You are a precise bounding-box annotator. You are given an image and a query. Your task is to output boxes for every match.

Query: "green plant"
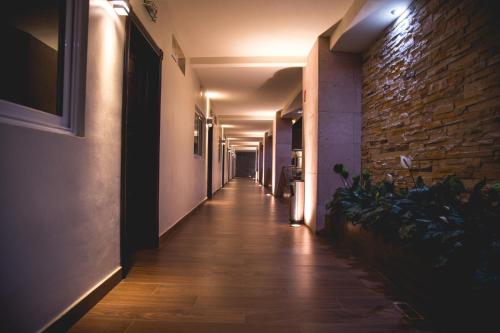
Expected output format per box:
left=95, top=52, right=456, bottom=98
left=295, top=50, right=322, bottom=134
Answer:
left=326, top=165, right=500, bottom=292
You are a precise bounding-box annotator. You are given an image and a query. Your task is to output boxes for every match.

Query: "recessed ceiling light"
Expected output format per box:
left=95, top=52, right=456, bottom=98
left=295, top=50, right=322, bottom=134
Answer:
left=109, top=0, right=130, bottom=16
left=205, top=91, right=226, bottom=99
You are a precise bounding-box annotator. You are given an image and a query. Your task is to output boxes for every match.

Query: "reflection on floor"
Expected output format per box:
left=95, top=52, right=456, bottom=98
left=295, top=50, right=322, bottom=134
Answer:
left=70, top=178, right=431, bottom=333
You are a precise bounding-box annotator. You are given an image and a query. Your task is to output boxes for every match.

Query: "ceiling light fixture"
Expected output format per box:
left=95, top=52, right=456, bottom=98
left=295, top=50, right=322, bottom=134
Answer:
left=205, top=91, right=226, bottom=99
left=109, top=0, right=130, bottom=16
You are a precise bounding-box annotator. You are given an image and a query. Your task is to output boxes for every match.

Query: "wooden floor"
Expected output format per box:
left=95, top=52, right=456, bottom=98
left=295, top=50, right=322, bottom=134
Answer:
left=70, top=178, right=431, bottom=333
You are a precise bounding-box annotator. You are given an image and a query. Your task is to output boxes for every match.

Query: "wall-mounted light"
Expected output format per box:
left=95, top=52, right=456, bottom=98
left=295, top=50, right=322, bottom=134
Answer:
left=390, top=4, right=408, bottom=17
left=207, top=118, right=213, bottom=128
left=109, top=0, right=130, bottom=16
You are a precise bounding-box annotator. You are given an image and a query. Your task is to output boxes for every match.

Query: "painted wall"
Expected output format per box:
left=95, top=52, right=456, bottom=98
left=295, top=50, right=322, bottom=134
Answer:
left=0, top=2, right=124, bottom=331
left=362, top=0, right=500, bottom=188
left=0, top=1, right=220, bottom=330
left=129, top=0, right=210, bottom=235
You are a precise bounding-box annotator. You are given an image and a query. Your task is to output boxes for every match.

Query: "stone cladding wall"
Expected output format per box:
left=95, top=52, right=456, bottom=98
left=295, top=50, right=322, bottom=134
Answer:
left=362, top=0, right=500, bottom=188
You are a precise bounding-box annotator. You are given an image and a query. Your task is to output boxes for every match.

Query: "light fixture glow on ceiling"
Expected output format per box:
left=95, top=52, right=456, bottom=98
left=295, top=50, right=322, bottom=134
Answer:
left=205, top=91, right=226, bottom=99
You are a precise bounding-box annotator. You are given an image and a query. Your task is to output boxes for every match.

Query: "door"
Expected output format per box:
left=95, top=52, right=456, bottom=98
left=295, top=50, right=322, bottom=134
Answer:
left=121, top=14, right=163, bottom=274
left=207, top=124, right=213, bottom=198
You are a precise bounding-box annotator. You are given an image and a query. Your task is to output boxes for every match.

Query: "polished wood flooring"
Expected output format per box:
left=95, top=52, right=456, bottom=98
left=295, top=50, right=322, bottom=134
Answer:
left=70, top=178, right=431, bottom=333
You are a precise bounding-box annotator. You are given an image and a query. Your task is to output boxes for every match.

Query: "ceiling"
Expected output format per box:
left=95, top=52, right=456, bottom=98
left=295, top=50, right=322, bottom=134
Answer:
left=197, top=66, right=302, bottom=116
left=165, top=0, right=353, bottom=58
left=164, top=0, right=354, bottom=150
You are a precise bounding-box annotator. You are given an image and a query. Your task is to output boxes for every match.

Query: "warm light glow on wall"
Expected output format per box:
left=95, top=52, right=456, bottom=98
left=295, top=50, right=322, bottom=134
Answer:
left=236, top=131, right=266, bottom=137
left=303, top=40, right=319, bottom=231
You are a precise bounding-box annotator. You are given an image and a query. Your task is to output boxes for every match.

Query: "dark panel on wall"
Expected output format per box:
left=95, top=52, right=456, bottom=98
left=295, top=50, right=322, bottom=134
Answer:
left=264, top=134, right=273, bottom=186
left=235, top=152, right=256, bottom=178
left=292, top=117, right=303, bottom=150
left=258, top=143, right=263, bottom=184
left=362, top=0, right=500, bottom=188
left=0, top=26, right=58, bottom=114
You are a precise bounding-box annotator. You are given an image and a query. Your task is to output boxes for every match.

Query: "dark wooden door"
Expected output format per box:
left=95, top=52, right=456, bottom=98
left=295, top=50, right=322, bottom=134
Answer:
left=207, top=125, right=213, bottom=198
left=121, top=14, right=162, bottom=274
left=221, top=144, right=225, bottom=188
left=235, top=152, right=256, bottom=178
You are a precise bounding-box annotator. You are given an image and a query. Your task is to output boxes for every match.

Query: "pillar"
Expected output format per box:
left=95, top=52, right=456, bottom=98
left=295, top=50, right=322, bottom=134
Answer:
left=303, top=37, right=361, bottom=232
left=272, top=111, right=292, bottom=195
left=263, top=132, right=273, bottom=187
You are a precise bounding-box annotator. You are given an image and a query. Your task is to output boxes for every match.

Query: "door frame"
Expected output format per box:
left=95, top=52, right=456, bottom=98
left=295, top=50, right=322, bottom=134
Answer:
left=120, top=11, right=163, bottom=274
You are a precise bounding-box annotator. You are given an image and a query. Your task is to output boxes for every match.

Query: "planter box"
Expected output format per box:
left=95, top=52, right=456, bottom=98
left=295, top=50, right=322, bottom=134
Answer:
left=328, top=215, right=490, bottom=327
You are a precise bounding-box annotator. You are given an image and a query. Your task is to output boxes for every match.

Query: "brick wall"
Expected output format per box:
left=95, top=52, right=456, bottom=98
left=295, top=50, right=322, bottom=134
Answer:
left=362, top=0, right=500, bottom=188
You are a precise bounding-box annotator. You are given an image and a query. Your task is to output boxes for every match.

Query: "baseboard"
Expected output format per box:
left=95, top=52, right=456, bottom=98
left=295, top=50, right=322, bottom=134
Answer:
left=159, top=197, right=207, bottom=244
left=41, top=267, right=122, bottom=333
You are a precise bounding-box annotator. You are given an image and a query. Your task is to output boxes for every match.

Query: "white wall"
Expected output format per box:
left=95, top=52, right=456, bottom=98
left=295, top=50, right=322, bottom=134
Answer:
left=129, top=1, right=210, bottom=235
left=0, top=2, right=124, bottom=331
left=0, top=1, right=221, bottom=331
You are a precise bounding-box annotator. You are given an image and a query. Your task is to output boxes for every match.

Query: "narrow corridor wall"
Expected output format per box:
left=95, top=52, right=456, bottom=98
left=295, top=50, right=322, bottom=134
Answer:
left=0, top=1, right=221, bottom=330
left=0, top=2, right=124, bottom=331
left=130, top=0, right=211, bottom=235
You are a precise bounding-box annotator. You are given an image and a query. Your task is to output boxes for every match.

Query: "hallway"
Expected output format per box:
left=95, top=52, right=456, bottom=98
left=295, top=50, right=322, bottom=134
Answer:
left=71, top=178, right=426, bottom=333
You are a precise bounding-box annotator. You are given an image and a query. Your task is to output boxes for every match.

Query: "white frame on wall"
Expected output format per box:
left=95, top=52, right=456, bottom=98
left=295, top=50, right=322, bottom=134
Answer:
left=0, top=0, right=89, bottom=136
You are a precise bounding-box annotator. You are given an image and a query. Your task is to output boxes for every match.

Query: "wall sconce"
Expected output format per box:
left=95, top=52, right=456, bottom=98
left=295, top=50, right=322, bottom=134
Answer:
left=143, top=0, right=158, bottom=22
left=109, top=0, right=130, bottom=16
left=207, top=118, right=213, bottom=128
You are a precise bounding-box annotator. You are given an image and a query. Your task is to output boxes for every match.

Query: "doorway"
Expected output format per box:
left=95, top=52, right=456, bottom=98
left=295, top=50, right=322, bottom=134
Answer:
left=235, top=151, right=256, bottom=178
left=120, top=13, right=163, bottom=274
left=207, top=123, right=213, bottom=198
